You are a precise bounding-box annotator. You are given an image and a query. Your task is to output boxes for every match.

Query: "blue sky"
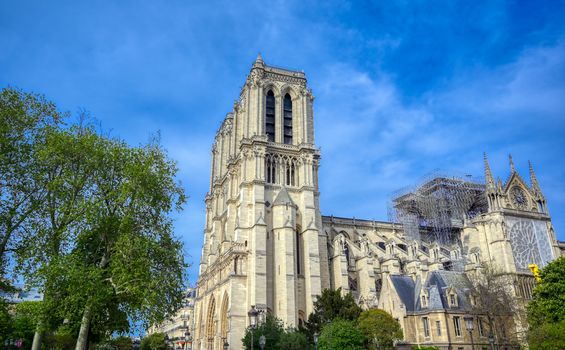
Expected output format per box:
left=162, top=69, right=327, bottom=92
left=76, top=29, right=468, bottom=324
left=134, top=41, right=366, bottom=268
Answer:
left=2, top=0, right=565, bottom=284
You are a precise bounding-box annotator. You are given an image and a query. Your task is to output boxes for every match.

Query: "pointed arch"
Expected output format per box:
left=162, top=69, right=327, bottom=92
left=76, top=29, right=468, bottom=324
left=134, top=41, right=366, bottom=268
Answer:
left=265, top=90, right=276, bottom=142
left=283, top=93, right=293, bottom=144
left=206, top=296, right=216, bottom=345
left=220, top=292, right=230, bottom=340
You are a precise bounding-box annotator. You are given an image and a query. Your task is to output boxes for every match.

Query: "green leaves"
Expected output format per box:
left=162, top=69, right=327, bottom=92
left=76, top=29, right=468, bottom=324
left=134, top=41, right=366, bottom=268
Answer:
left=527, top=257, right=565, bottom=348
left=317, top=319, right=365, bottom=350
left=241, top=315, right=308, bottom=350
left=357, top=309, right=403, bottom=350
left=305, top=288, right=362, bottom=338
left=2, top=86, right=188, bottom=343
left=0, top=87, right=64, bottom=276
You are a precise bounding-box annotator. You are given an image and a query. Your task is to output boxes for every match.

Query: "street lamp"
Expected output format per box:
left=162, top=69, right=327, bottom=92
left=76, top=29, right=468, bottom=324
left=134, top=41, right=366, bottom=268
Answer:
left=488, top=333, right=495, bottom=350
left=464, top=315, right=475, bottom=350
left=313, top=332, right=319, bottom=350
left=259, top=335, right=266, bottom=350
left=248, top=305, right=259, bottom=350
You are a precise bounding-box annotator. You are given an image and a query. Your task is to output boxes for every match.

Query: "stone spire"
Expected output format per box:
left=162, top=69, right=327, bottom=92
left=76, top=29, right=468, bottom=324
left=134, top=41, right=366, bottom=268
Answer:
left=509, top=154, right=516, bottom=173
left=529, top=160, right=542, bottom=195
left=253, top=53, right=265, bottom=68
left=484, top=152, right=495, bottom=189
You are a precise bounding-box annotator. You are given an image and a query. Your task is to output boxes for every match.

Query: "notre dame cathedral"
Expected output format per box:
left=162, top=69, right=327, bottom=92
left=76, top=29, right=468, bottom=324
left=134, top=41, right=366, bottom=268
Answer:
left=191, top=56, right=563, bottom=350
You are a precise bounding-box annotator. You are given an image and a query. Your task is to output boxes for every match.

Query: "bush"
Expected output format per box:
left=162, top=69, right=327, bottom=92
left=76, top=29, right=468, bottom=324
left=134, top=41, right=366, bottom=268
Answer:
left=112, top=336, right=133, bottom=350
left=357, top=309, right=403, bottom=350
left=278, top=330, right=309, bottom=350
left=318, top=319, right=365, bottom=350
left=140, top=333, right=166, bottom=350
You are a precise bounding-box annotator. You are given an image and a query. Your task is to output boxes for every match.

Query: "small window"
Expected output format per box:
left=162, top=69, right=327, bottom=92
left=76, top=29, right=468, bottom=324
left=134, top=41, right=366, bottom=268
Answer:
left=436, top=321, right=441, bottom=336
left=450, top=294, right=457, bottom=307
left=478, top=318, right=485, bottom=337
left=453, top=316, right=462, bottom=337
left=422, top=317, right=430, bottom=337
left=421, top=295, right=427, bottom=308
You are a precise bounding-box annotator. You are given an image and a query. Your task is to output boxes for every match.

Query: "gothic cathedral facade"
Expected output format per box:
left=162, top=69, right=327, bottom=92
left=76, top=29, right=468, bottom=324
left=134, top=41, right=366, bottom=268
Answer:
left=192, top=56, right=562, bottom=350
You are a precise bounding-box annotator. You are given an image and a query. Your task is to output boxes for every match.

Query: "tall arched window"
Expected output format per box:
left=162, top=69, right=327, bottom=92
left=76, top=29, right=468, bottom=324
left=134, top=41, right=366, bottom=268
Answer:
left=283, top=93, right=293, bottom=144
left=265, top=91, right=275, bottom=142
left=296, top=230, right=301, bottom=275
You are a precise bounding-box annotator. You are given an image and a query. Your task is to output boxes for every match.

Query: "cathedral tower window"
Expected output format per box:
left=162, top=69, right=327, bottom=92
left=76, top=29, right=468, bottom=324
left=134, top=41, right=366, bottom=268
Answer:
left=296, top=230, right=302, bottom=275
left=266, top=156, right=277, bottom=184
left=283, top=93, right=293, bottom=144
left=266, top=90, right=276, bottom=142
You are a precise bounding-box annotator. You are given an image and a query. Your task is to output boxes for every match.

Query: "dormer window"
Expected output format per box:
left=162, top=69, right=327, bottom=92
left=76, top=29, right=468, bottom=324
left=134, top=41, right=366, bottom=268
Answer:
left=420, top=288, right=429, bottom=309
left=446, top=288, right=459, bottom=308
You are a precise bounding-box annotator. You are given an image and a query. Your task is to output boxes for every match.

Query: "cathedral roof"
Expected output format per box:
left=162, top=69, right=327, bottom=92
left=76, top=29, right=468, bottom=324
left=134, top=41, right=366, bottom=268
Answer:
left=390, top=275, right=416, bottom=311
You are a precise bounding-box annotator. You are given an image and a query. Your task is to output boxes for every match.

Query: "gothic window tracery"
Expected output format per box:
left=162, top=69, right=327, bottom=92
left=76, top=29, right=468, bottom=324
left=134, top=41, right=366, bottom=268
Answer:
left=265, top=90, right=275, bottom=142
left=206, top=297, right=216, bottom=344
left=265, top=154, right=298, bottom=186
left=283, top=93, right=293, bottom=144
left=220, top=294, right=229, bottom=341
left=507, top=218, right=553, bottom=270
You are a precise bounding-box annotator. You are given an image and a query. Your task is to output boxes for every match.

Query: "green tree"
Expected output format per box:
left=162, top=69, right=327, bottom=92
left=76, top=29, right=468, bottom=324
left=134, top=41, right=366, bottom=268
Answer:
left=317, top=319, right=365, bottom=350
left=278, top=329, right=309, bottom=350
left=305, top=288, right=362, bottom=339
left=58, top=132, right=186, bottom=350
left=0, top=87, right=63, bottom=278
left=527, top=319, right=565, bottom=350
left=527, top=257, right=565, bottom=349
left=242, top=315, right=286, bottom=350
left=357, top=309, right=403, bottom=349
left=140, top=333, right=166, bottom=350
left=17, top=124, right=118, bottom=350
left=111, top=336, right=133, bottom=350
left=527, top=256, right=565, bottom=325
left=16, top=123, right=187, bottom=348
left=0, top=298, right=12, bottom=344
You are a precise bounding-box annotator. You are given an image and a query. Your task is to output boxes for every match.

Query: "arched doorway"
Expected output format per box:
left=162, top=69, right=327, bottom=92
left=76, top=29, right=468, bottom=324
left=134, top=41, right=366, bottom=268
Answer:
left=220, top=293, right=229, bottom=344
left=206, top=297, right=216, bottom=350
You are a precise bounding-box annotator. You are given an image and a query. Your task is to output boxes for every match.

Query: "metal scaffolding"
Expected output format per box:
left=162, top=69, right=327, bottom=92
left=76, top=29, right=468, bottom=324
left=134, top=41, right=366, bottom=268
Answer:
left=388, top=172, right=488, bottom=245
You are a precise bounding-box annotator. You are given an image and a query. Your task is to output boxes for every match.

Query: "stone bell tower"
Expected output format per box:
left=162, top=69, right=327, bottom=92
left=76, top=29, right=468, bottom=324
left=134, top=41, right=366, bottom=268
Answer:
left=193, top=55, right=330, bottom=350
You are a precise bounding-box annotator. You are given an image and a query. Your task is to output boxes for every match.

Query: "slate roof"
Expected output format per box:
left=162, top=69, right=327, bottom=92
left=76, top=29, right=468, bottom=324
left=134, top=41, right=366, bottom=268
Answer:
left=389, top=270, right=474, bottom=314
left=390, top=275, right=416, bottom=311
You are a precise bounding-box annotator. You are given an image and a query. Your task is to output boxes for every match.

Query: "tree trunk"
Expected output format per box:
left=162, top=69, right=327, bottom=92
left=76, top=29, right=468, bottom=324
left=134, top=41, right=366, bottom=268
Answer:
left=31, top=328, right=43, bottom=350
left=75, top=305, right=92, bottom=350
